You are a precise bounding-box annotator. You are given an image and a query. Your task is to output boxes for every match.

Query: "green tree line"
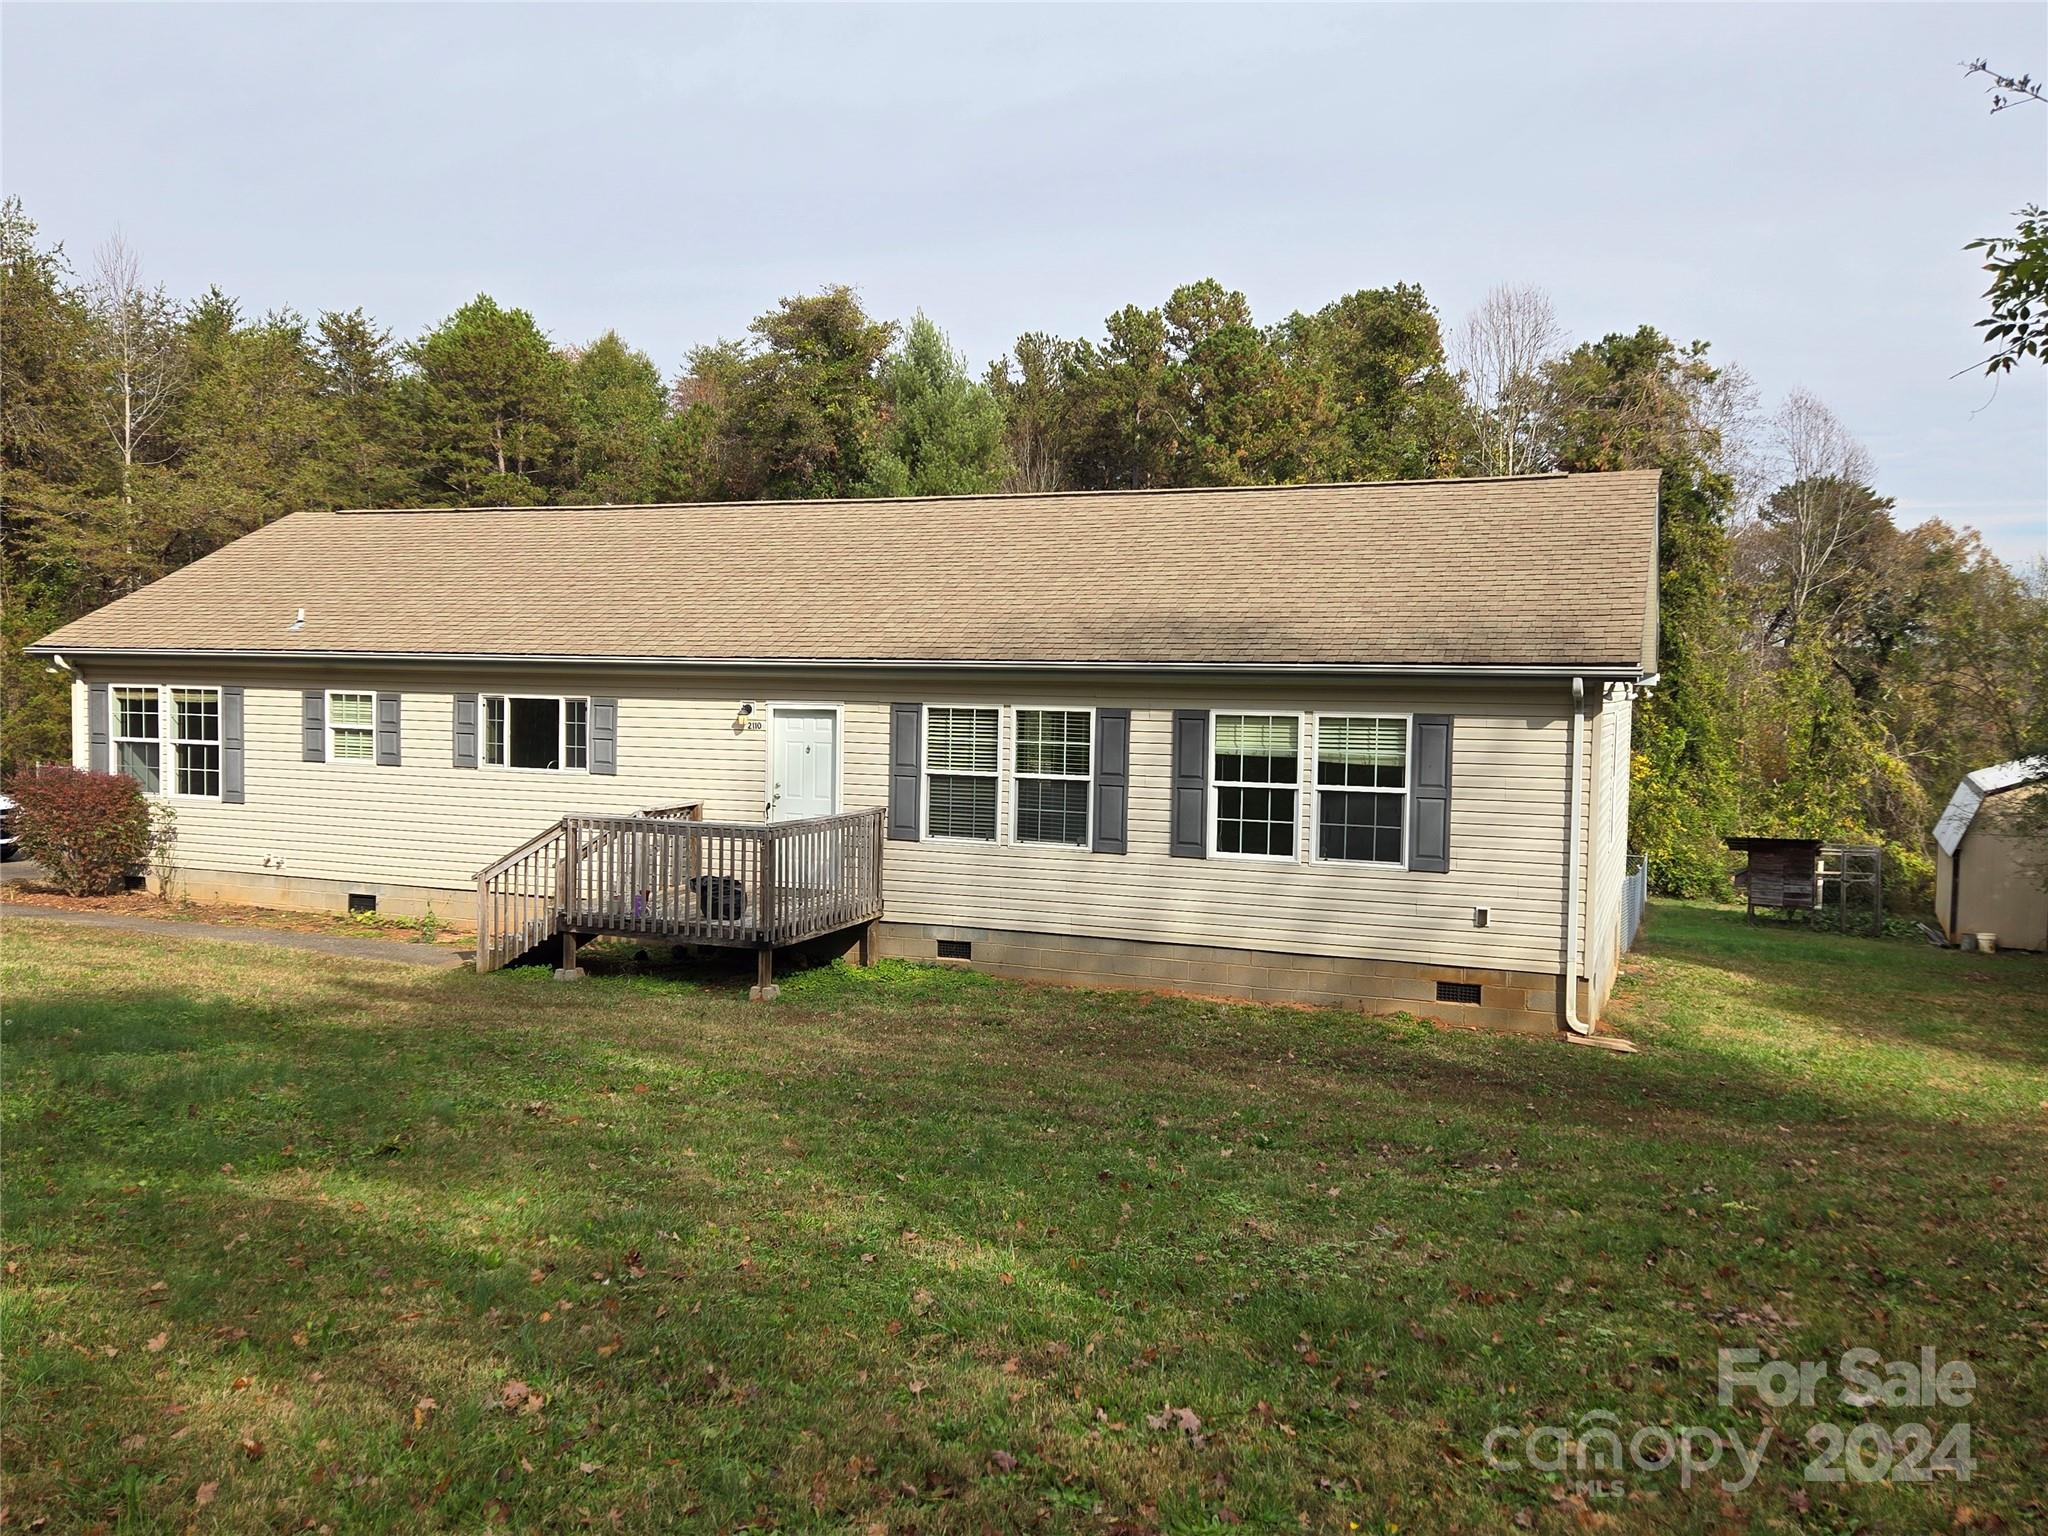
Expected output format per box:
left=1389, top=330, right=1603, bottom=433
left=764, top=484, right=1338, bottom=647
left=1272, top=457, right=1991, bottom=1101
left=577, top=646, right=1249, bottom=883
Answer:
left=4, top=199, right=2042, bottom=903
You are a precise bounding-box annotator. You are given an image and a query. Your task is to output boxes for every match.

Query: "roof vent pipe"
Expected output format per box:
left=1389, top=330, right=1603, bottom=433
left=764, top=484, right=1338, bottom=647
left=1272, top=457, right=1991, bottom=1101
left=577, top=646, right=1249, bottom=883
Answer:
left=1561, top=676, right=1593, bottom=1036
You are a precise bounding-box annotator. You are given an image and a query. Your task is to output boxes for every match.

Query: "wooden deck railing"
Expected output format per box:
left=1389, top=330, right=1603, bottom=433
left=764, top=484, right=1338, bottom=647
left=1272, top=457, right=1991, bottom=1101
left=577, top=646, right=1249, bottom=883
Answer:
left=476, top=806, right=885, bottom=974
left=476, top=822, right=571, bottom=973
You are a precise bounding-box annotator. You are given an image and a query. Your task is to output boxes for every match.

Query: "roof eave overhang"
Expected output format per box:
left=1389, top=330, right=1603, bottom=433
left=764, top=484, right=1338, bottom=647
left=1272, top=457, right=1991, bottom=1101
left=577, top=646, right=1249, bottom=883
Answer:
left=23, top=644, right=1646, bottom=681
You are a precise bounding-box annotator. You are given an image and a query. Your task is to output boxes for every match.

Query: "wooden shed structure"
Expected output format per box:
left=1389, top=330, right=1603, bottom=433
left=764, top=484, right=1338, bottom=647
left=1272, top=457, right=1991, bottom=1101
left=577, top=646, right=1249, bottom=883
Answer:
left=1933, top=759, right=2048, bottom=951
left=1726, top=836, right=1820, bottom=917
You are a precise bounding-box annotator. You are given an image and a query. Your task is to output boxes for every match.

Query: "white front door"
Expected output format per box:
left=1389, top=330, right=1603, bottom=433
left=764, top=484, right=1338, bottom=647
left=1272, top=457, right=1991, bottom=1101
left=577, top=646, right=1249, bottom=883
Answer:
left=768, top=708, right=839, bottom=822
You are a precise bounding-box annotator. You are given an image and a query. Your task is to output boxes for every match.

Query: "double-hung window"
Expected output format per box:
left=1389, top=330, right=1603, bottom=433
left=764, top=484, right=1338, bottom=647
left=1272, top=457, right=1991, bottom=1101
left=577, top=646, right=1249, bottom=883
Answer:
left=924, top=706, right=999, bottom=841
left=110, top=684, right=222, bottom=798
left=482, top=694, right=588, bottom=771
left=327, top=692, right=376, bottom=762
left=1315, top=715, right=1408, bottom=865
left=171, top=688, right=222, bottom=797
left=112, top=685, right=162, bottom=793
left=1012, top=708, right=1091, bottom=847
left=1212, top=713, right=1300, bottom=858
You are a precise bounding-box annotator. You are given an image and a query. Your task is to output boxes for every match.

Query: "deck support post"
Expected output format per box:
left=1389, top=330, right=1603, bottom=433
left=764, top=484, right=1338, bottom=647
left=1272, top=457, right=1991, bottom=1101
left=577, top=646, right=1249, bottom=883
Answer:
left=750, top=945, right=779, bottom=1002
left=555, top=929, right=584, bottom=982
left=857, top=921, right=876, bottom=967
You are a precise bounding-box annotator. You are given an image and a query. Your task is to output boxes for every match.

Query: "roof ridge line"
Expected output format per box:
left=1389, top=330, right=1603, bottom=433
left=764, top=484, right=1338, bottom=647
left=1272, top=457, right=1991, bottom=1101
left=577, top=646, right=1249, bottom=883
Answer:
left=331, top=470, right=1610, bottom=516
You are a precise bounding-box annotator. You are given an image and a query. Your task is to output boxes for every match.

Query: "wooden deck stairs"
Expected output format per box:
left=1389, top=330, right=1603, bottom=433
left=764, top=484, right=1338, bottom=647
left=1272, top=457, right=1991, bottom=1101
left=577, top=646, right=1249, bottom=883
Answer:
left=476, top=804, right=885, bottom=995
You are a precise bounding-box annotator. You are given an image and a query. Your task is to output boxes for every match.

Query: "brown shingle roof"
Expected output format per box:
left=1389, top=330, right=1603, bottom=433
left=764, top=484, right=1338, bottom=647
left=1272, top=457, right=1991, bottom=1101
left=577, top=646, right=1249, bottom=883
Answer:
left=31, top=472, right=1661, bottom=672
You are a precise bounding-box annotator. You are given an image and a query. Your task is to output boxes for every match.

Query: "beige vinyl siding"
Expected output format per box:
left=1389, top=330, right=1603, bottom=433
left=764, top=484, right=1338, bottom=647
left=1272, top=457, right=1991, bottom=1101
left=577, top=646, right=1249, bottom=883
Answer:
left=1946, top=785, right=2048, bottom=950
left=74, top=663, right=1595, bottom=976
left=76, top=666, right=766, bottom=894
left=870, top=695, right=1574, bottom=973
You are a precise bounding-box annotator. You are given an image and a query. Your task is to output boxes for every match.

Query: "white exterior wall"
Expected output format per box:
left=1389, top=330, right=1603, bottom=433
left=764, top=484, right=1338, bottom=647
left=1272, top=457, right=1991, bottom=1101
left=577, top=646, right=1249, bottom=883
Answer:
left=72, top=662, right=1624, bottom=987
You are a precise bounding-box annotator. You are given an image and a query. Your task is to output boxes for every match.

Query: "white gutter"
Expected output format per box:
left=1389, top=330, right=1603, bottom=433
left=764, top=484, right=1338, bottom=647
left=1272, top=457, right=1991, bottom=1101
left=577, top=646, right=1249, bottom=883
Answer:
left=1561, top=675, right=1593, bottom=1036
left=19, top=645, right=1647, bottom=681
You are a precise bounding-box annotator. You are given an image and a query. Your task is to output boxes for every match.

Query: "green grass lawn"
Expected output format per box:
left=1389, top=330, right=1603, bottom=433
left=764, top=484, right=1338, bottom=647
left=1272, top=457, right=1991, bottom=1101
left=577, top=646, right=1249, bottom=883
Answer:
left=3, top=903, right=2044, bottom=1534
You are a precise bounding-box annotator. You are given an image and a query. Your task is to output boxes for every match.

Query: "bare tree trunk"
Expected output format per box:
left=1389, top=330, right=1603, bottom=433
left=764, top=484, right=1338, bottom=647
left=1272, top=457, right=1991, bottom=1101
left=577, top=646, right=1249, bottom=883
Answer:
left=1003, top=430, right=1060, bottom=494
left=1453, top=284, right=1564, bottom=476
left=86, top=234, right=183, bottom=547
left=1761, top=389, right=1875, bottom=639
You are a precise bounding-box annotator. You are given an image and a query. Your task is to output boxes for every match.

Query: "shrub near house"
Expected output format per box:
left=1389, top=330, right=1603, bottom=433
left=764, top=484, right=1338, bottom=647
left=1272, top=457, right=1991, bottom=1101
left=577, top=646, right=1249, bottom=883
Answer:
left=4, top=766, right=152, bottom=894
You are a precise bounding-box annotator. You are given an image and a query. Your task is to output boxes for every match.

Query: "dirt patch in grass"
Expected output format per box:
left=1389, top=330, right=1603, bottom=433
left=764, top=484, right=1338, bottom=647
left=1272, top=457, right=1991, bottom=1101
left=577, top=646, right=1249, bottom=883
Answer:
left=0, top=880, right=470, bottom=946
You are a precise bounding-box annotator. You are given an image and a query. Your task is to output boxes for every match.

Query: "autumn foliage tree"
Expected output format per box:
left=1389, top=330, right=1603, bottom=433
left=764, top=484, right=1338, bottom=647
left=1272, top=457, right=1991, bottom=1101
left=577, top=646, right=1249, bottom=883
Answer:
left=1533, top=327, right=1746, bottom=896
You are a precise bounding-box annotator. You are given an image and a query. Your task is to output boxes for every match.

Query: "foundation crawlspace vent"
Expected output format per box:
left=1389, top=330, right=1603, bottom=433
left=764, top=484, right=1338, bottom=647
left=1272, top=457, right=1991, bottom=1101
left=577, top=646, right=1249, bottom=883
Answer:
left=936, top=938, right=973, bottom=960
left=1435, top=980, right=1483, bottom=1005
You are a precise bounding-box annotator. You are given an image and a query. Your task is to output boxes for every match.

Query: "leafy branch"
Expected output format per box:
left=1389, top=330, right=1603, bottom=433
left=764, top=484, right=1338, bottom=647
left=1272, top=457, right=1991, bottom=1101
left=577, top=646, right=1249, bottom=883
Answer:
left=1962, top=206, right=2048, bottom=375
left=1958, top=61, right=2046, bottom=373
left=1962, top=58, right=2045, bottom=112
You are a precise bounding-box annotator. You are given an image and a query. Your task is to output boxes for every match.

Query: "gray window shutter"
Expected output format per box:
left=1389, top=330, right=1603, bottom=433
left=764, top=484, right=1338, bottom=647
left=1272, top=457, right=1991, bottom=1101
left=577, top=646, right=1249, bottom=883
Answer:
left=888, top=703, right=921, bottom=841
left=452, top=693, right=479, bottom=768
left=1092, top=708, right=1129, bottom=854
left=1410, top=714, right=1453, bottom=873
left=221, top=686, right=246, bottom=803
left=302, top=690, right=326, bottom=762
left=590, top=698, right=618, bottom=775
left=375, top=692, right=402, bottom=767
left=1170, top=709, right=1208, bottom=858
left=88, top=683, right=110, bottom=772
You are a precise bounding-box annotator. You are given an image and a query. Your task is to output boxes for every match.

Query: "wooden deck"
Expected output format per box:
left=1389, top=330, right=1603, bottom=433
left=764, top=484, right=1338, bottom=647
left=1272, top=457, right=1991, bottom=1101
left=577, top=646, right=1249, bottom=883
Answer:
left=476, top=805, right=885, bottom=986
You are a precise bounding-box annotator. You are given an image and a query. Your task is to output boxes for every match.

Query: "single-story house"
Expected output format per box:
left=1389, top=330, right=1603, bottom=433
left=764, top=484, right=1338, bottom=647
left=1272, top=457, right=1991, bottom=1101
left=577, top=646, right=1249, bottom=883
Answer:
left=1933, top=757, right=2048, bottom=951
left=26, top=470, right=1659, bottom=1033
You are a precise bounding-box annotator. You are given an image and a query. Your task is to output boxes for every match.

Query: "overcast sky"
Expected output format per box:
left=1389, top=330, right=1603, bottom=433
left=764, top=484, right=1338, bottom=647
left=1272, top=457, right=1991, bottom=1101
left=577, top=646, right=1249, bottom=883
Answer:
left=4, top=2, right=2043, bottom=562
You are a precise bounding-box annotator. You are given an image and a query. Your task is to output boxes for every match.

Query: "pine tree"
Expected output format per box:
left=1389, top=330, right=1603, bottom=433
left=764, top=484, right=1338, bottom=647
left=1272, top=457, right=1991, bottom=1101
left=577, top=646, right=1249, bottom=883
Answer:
left=315, top=308, right=410, bottom=507
left=564, top=331, right=666, bottom=504
left=1275, top=283, right=1469, bottom=482
left=402, top=295, right=569, bottom=505
left=863, top=314, right=1008, bottom=497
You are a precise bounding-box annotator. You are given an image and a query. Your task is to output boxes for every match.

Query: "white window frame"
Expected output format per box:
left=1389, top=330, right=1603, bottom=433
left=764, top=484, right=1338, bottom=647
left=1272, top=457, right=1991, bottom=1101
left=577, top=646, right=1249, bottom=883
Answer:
left=479, top=692, right=590, bottom=774
left=108, top=682, right=224, bottom=803
left=1008, top=704, right=1094, bottom=850
left=1208, top=708, right=1306, bottom=863
left=325, top=689, right=378, bottom=767
left=921, top=703, right=1002, bottom=845
left=1309, top=711, right=1413, bottom=871
left=109, top=682, right=165, bottom=797
left=167, top=685, right=225, bottom=801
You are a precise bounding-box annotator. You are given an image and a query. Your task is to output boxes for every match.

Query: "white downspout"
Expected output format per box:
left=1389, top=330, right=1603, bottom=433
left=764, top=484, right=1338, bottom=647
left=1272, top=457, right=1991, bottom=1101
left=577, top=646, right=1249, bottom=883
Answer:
left=1561, top=676, right=1593, bottom=1036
